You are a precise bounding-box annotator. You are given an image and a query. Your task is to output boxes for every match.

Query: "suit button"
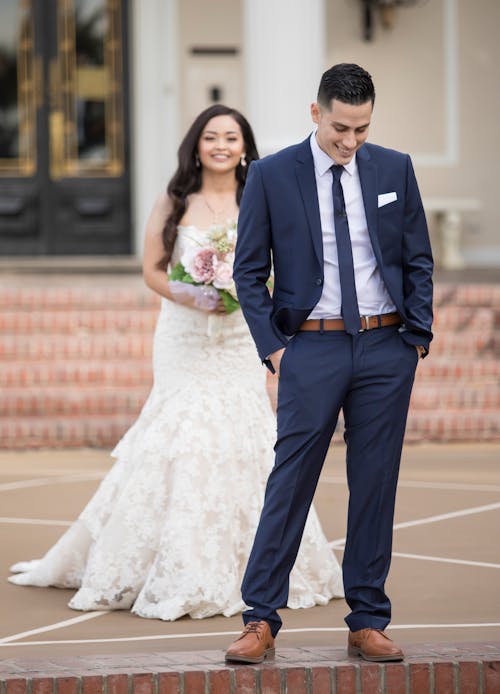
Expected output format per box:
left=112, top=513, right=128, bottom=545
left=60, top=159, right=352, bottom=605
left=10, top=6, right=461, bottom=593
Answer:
left=315, top=278, right=323, bottom=285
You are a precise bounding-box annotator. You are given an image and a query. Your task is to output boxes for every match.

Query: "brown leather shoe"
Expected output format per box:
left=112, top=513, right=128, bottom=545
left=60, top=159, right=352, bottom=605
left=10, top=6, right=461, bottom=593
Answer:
left=225, top=621, right=275, bottom=663
left=348, top=628, right=404, bottom=662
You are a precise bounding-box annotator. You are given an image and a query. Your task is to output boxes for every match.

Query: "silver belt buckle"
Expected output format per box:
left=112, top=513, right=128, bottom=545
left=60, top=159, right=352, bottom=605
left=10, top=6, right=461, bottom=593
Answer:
left=359, top=315, right=370, bottom=332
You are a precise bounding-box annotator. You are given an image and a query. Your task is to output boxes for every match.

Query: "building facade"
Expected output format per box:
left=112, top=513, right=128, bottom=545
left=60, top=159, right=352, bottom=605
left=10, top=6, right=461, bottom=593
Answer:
left=1, top=0, right=499, bottom=267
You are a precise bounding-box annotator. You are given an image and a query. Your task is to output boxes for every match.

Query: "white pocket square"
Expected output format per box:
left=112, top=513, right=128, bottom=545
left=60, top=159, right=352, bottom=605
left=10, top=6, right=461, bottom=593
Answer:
left=378, top=192, right=397, bottom=208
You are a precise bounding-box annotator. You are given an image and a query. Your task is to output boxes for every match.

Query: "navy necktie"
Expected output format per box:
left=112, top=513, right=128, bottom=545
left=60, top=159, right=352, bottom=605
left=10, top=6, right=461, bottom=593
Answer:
left=330, top=165, right=360, bottom=334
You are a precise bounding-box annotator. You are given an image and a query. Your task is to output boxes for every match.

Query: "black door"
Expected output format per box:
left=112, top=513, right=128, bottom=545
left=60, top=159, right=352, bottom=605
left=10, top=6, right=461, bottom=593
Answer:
left=0, top=0, right=130, bottom=255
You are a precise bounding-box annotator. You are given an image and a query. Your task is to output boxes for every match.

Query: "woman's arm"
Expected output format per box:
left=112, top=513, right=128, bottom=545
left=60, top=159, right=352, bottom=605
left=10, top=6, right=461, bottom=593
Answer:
left=142, top=192, right=224, bottom=312
left=142, top=192, right=177, bottom=301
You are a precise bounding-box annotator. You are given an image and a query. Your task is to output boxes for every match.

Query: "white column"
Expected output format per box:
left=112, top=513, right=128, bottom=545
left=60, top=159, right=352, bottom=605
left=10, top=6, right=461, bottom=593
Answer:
left=131, top=0, right=180, bottom=257
left=439, top=210, right=466, bottom=270
left=243, top=0, right=325, bottom=156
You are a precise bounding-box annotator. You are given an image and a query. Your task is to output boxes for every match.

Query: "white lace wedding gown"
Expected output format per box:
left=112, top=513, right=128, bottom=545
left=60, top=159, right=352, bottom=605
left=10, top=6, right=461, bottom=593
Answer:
left=9, top=225, right=344, bottom=620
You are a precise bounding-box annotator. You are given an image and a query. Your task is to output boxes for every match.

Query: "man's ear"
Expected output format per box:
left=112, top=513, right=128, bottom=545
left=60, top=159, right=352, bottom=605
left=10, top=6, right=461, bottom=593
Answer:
left=310, top=102, right=320, bottom=125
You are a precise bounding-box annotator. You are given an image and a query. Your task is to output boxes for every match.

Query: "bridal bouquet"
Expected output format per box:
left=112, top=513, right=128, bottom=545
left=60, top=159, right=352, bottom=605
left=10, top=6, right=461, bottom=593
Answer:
left=169, top=223, right=240, bottom=314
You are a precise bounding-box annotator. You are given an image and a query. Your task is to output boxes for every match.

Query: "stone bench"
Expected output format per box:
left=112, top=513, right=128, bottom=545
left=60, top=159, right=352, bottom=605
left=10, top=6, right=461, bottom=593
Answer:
left=423, top=197, right=482, bottom=270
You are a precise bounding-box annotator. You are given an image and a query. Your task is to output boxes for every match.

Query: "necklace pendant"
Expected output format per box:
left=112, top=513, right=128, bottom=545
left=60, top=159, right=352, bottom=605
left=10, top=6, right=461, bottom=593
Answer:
left=202, top=194, right=236, bottom=226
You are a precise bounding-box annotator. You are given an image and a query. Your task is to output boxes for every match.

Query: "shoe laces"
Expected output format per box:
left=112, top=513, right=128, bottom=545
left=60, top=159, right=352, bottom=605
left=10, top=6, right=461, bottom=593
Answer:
left=240, top=621, right=265, bottom=639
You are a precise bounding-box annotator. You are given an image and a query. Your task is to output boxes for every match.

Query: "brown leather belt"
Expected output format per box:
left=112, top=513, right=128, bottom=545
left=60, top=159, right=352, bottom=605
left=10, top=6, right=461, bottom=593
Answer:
left=299, top=312, right=401, bottom=332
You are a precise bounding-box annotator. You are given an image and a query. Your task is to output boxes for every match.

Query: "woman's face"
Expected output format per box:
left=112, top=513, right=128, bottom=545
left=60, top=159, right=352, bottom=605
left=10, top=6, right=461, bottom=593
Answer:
left=197, top=115, right=245, bottom=174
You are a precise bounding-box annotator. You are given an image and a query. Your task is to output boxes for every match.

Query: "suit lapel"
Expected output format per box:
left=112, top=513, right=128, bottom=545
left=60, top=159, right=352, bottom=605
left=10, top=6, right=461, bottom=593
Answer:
left=295, top=138, right=323, bottom=267
left=294, top=141, right=384, bottom=271
left=357, top=145, right=384, bottom=268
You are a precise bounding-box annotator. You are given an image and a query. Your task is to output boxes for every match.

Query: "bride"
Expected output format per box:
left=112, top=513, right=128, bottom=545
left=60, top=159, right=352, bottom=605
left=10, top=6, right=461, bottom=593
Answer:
left=9, top=104, right=344, bottom=620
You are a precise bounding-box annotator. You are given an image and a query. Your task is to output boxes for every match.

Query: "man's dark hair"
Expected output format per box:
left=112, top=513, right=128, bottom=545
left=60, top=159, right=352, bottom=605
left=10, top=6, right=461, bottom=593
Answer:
left=317, top=63, right=375, bottom=109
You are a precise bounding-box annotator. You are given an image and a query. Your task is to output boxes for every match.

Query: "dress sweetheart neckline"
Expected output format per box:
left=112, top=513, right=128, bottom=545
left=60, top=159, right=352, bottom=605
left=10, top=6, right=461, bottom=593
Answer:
left=177, top=223, right=237, bottom=233
left=177, top=224, right=210, bottom=233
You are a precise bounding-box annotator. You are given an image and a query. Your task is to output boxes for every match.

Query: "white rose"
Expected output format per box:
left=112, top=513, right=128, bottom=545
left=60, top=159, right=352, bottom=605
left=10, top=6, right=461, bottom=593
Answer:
left=212, top=260, right=233, bottom=289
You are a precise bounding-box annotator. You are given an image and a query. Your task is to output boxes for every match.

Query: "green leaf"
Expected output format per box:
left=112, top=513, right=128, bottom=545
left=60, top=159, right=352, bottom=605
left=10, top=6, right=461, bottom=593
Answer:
left=169, top=262, right=196, bottom=284
left=219, top=290, right=240, bottom=314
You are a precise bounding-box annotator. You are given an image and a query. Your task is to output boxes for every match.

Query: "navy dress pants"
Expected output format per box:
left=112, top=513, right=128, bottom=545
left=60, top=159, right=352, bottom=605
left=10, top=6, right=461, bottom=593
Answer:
left=241, top=325, right=418, bottom=637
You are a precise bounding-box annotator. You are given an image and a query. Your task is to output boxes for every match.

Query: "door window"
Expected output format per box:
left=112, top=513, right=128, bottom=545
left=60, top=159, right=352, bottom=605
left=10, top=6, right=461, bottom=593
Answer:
left=0, top=0, right=130, bottom=255
left=0, top=0, right=37, bottom=176
left=51, top=0, right=124, bottom=178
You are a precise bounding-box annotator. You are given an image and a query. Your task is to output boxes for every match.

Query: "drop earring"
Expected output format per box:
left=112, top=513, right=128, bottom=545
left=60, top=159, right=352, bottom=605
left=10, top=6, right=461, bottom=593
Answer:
left=240, top=154, right=247, bottom=168
left=195, top=153, right=201, bottom=168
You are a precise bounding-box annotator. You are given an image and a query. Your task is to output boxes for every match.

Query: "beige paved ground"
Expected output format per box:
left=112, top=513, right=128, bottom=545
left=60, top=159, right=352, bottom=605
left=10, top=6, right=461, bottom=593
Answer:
left=0, top=443, right=499, bottom=659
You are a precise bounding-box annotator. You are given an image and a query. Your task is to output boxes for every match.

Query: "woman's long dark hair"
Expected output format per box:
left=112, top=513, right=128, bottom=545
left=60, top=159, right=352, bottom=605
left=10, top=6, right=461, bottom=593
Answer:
left=159, top=104, right=259, bottom=269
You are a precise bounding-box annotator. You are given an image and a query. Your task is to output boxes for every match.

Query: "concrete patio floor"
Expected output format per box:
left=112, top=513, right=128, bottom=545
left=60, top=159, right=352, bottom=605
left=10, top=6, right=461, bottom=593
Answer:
left=0, top=442, right=498, bottom=663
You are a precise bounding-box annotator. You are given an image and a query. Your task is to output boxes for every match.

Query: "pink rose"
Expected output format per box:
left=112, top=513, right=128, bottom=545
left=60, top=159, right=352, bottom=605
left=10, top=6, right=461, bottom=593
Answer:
left=189, top=248, right=216, bottom=283
left=212, top=260, right=233, bottom=289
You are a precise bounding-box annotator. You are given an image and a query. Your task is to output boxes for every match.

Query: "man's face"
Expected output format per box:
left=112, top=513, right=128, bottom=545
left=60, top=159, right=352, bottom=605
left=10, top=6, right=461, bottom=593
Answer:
left=311, top=98, right=373, bottom=165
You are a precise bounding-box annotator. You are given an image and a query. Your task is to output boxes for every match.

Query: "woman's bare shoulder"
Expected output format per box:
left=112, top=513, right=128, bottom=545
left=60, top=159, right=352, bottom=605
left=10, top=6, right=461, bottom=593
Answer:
left=145, top=191, right=173, bottom=239
left=154, top=190, right=172, bottom=213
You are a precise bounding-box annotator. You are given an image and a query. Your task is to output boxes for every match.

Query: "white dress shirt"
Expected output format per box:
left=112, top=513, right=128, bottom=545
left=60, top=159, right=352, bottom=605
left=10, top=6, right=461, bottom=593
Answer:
left=308, top=132, right=396, bottom=320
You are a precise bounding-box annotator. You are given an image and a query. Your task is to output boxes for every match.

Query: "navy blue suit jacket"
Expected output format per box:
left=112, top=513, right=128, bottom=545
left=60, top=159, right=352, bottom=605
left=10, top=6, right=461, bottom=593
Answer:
left=234, top=137, right=434, bottom=369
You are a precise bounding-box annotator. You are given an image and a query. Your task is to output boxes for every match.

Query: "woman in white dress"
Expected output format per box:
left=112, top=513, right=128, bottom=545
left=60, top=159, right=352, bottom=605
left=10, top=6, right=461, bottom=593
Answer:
left=9, top=105, right=343, bottom=620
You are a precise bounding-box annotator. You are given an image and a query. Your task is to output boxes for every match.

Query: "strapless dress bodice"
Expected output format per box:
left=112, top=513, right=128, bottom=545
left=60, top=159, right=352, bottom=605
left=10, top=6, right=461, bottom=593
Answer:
left=170, top=223, right=237, bottom=269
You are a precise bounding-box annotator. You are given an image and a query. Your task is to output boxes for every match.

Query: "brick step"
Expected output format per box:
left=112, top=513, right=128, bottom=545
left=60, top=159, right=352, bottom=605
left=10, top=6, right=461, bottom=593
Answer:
left=434, top=283, right=500, bottom=309
left=0, top=414, right=134, bottom=449
left=0, top=334, right=153, bottom=360
left=1, top=645, right=499, bottom=694
left=0, top=360, right=154, bottom=387
left=0, top=309, right=159, bottom=333
left=0, top=282, right=499, bottom=311
left=2, top=330, right=497, bottom=360
left=0, top=386, right=149, bottom=416
left=1, top=409, right=498, bottom=449
left=0, top=287, right=160, bottom=310
left=0, top=357, right=498, bottom=389
left=3, top=382, right=495, bottom=417
left=0, top=305, right=495, bottom=334
left=415, top=356, right=500, bottom=380
left=410, top=382, right=500, bottom=408
left=432, top=305, right=495, bottom=330
left=407, top=409, right=500, bottom=441
left=266, top=381, right=500, bottom=422
left=430, top=330, right=498, bottom=355
left=491, top=333, right=500, bottom=353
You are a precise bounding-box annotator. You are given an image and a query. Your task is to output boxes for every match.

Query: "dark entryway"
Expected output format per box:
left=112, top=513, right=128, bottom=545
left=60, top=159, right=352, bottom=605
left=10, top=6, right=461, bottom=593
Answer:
left=0, top=0, right=130, bottom=255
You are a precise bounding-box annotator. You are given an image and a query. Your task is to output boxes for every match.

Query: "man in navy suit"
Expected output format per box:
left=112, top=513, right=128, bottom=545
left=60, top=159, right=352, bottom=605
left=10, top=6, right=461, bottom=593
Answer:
left=226, top=63, right=433, bottom=663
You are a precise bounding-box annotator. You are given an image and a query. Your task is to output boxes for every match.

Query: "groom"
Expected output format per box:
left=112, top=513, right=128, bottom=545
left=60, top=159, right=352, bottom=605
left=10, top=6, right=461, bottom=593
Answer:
left=226, top=63, right=433, bottom=663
